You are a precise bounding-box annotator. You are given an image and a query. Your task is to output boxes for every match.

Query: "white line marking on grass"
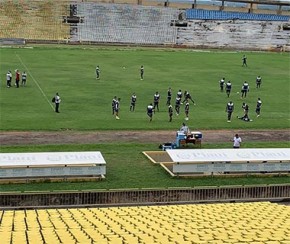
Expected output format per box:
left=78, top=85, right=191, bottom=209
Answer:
left=16, top=53, right=54, bottom=111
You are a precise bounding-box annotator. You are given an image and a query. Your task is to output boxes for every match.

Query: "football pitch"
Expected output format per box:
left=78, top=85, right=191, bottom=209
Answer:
left=0, top=45, right=290, bottom=131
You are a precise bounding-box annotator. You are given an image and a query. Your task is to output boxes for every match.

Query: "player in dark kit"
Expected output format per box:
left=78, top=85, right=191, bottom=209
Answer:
left=130, top=93, right=137, bottom=112
left=175, top=96, right=181, bottom=116
left=153, top=91, right=160, bottom=112
left=140, top=65, right=144, bottom=80
left=112, top=96, right=117, bottom=115
left=166, top=87, right=172, bottom=105
left=96, top=66, right=100, bottom=79
left=241, top=102, right=249, bottom=118
left=241, top=81, right=249, bottom=98
left=256, top=76, right=262, bottom=88
left=147, top=103, right=154, bottom=122
left=242, top=55, right=247, bottom=67
left=185, top=100, right=190, bottom=120
left=177, top=89, right=182, bottom=100
left=168, top=104, right=173, bottom=122
left=238, top=102, right=252, bottom=121
left=182, top=91, right=195, bottom=104
left=256, top=98, right=262, bottom=117
left=225, top=80, right=232, bottom=98
left=226, top=101, right=234, bottom=122
left=115, top=98, right=121, bottom=120
left=219, top=78, right=225, bottom=92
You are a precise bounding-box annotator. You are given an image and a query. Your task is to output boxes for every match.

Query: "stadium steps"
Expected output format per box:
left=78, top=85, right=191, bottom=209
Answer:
left=0, top=0, right=70, bottom=40
left=71, top=3, right=179, bottom=45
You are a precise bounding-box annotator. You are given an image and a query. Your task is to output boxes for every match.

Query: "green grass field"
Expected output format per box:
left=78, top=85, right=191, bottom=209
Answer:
left=0, top=45, right=289, bottom=131
left=0, top=45, right=289, bottom=192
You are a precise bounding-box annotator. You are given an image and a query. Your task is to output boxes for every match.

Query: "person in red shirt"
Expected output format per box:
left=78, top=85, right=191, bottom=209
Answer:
left=15, top=69, right=20, bottom=88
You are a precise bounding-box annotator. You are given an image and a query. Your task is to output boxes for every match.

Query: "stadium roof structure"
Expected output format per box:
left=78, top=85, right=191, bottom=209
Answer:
left=216, top=0, right=290, bottom=6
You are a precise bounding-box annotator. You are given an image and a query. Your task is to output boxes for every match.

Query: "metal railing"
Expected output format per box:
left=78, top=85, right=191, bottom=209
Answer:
left=0, top=184, right=289, bottom=209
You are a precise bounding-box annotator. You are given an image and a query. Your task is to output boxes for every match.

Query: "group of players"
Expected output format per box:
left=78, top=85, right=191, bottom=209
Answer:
left=107, top=62, right=263, bottom=123
left=6, top=70, right=27, bottom=88
left=111, top=87, right=196, bottom=122
left=224, top=75, right=262, bottom=123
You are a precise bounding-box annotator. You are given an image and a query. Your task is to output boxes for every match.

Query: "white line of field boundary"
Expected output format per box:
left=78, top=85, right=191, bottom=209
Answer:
left=16, top=53, right=54, bottom=111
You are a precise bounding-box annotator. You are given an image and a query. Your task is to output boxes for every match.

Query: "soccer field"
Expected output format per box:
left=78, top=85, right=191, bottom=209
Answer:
left=1, top=45, right=289, bottom=131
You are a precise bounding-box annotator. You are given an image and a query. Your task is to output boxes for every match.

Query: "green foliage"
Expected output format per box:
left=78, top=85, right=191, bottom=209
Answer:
left=0, top=45, right=289, bottom=131
left=0, top=142, right=289, bottom=192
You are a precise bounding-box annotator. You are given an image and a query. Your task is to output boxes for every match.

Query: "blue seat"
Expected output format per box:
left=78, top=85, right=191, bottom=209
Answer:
left=185, top=8, right=290, bottom=21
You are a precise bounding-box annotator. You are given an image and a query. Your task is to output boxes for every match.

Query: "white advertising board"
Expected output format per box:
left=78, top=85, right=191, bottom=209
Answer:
left=167, top=148, right=290, bottom=163
left=0, top=151, right=106, bottom=167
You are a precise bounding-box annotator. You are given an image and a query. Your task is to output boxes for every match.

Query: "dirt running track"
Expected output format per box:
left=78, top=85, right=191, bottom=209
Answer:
left=0, top=130, right=289, bottom=146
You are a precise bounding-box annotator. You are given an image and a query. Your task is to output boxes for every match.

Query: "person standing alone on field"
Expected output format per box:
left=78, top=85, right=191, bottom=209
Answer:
left=130, top=92, right=137, bottom=112
left=140, top=65, right=144, bottom=80
left=52, top=92, right=61, bottom=113
left=112, top=96, right=117, bottom=115
left=232, top=134, right=242, bottom=148
left=242, top=55, right=247, bottom=67
left=96, top=65, right=100, bottom=79
left=256, top=75, right=262, bottom=88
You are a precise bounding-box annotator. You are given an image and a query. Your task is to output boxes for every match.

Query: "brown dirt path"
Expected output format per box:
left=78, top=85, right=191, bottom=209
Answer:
left=0, top=130, right=289, bottom=146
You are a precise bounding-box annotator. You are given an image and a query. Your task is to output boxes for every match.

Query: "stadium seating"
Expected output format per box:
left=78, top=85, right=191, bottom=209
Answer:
left=0, top=0, right=70, bottom=40
left=0, top=202, right=290, bottom=243
left=71, top=3, right=179, bottom=44
left=185, top=9, right=290, bottom=21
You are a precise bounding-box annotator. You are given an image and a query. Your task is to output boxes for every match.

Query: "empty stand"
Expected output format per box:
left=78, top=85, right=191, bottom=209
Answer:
left=0, top=0, right=70, bottom=40
left=0, top=202, right=290, bottom=243
left=71, top=3, right=179, bottom=44
left=186, top=9, right=290, bottom=21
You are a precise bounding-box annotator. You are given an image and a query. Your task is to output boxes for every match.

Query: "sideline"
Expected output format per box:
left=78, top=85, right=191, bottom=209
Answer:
left=15, top=53, right=54, bottom=111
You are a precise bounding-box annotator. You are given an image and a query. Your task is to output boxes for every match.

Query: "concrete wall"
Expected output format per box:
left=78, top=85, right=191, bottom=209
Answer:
left=176, top=19, right=290, bottom=51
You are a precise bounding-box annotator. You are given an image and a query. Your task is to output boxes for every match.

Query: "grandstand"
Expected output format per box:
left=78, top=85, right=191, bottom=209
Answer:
left=0, top=1, right=289, bottom=50
left=70, top=3, right=179, bottom=44
left=0, top=1, right=70, bottom=40
left=1, top=202, right=290, bottom=243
